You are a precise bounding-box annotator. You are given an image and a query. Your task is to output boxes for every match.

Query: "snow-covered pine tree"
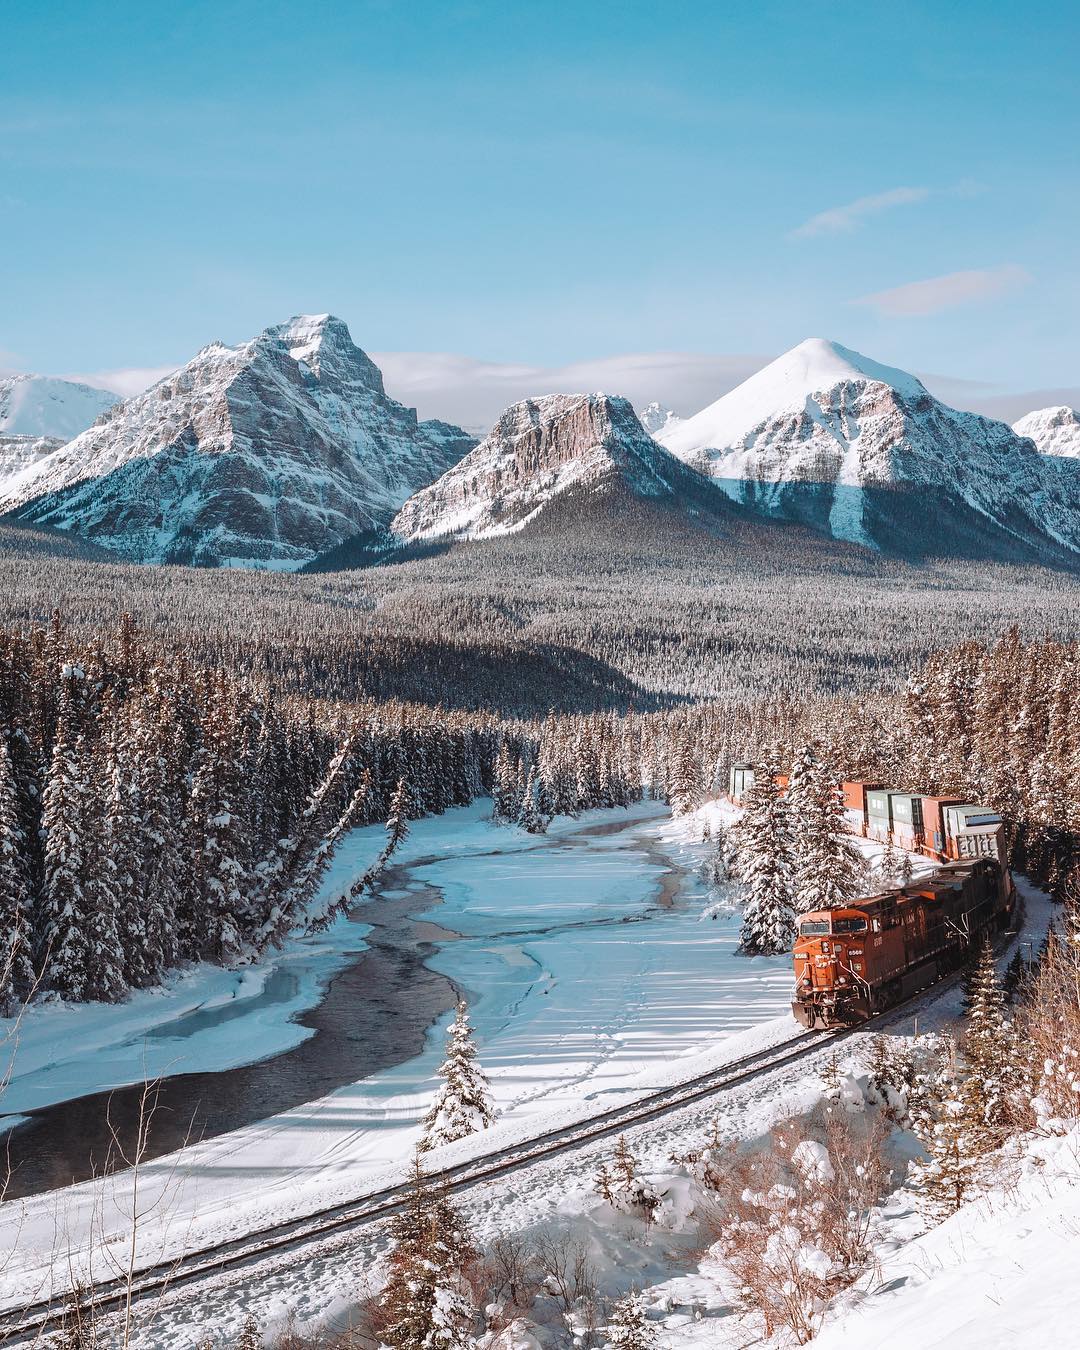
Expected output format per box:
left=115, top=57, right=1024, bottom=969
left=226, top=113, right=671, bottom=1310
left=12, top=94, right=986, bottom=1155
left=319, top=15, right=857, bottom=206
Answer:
left=731, top=767, right=795, bottom=954
left=612, top=1134, right=638, bottom=1187
left=384, top=775, right=413, bottom=855
left=909, top=1039, right=984, bottom=1220
left=0, top=735, right=35, bottom=1012
left=519, top=766, right=551, bottom=834
left=40, top=684, right=90, bottom=1000
left=189, top=692, right=254, bottom=965
left=876, top=838, right=903, bottom=883
left=960, top=935, right=1015, bottom=1144
left=667, top=734, right=701, bottom=816
left=786, top=745, right=865, bottom=913
left=607, top=1289, right=655, bottom=1350
left=491, top=744, right=520, bottom=823
left=420, top=998, right=495, bottom=1151
left=381, top=1150, right=476, bottom=1350
left=233, top=1313, right=261, bottom=1350
left=80, top=733, right=128, bottom=1003
left=131, top=702, right=181, bottom=979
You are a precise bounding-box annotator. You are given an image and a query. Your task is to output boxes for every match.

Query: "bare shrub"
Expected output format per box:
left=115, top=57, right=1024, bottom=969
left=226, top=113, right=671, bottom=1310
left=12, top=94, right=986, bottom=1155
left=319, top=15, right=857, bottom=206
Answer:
left=532, top=1232, right=602, bottom=1345
left=468, top=1233, right=544, bottom=1327
left=697, top=1115, right=891, bottom=1345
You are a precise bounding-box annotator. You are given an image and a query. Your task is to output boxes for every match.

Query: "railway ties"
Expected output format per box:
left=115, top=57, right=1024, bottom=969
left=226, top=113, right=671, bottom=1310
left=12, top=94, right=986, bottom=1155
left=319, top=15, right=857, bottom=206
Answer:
left=0, top=909, right=1024, bottom=1347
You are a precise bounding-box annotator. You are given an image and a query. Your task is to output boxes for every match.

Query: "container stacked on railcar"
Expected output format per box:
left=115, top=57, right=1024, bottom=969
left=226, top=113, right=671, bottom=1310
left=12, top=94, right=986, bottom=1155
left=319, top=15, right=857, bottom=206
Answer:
left=726, top=765, right=1008, bottom=865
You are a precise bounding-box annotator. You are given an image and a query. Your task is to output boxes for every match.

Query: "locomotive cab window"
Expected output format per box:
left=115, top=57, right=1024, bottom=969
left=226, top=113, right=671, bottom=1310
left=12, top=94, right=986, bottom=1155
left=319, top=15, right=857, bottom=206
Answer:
left=800, top=921, right=830, bottom=936
left=832, top=917, right=867, bottom=933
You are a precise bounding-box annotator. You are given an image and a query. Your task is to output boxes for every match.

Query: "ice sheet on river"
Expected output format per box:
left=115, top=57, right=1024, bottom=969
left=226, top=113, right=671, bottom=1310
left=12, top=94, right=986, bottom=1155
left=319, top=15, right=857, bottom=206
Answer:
left=0, top=800, right=796, bottom=1306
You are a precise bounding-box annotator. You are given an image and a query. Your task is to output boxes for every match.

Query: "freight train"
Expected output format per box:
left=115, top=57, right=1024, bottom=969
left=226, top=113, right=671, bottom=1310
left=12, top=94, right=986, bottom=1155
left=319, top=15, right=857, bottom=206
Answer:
left=727, top=766, right=1015, bottom=1027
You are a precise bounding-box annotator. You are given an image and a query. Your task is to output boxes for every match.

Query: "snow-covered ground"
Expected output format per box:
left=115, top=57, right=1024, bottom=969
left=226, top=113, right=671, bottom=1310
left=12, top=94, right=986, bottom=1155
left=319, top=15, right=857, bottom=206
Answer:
left=0, top=798, right=798, bottom=1316
left=0, top=797, right=1040, bottom=1348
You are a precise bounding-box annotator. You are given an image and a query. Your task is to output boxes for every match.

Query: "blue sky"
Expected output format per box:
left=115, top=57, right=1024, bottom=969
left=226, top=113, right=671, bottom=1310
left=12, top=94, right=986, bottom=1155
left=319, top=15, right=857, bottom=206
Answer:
left=2, top=0, right=1077, bottom=421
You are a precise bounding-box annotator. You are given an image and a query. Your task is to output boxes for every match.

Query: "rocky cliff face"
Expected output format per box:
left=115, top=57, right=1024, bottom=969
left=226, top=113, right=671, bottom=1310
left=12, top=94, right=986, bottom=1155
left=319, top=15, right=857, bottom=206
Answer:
left=3, top=316, right=474, bottom=568
left=390, top=392, right=677, bottom=541
left=1014, top=405, right=1080, bottom=459
left=658, top=338, right=1080, bottom=562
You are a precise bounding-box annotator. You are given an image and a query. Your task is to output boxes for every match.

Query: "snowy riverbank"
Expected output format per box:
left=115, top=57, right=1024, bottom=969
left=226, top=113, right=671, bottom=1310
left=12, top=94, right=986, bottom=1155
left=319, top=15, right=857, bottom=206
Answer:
left=0, top=797, right=798, bottom=1310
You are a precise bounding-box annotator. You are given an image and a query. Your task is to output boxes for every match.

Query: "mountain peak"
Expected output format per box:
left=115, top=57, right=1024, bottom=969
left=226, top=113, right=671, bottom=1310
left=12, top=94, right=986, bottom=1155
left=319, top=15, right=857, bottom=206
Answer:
left=4, top=316, right=474, bottom=568
left=391, top=390, right=676, bottom=542
left=638, top=400, right=682, bottom=437
left=0, top=373, right=118, bottom=440
left=1013, top=405, right=1080, bottom=459
left=655, top=338, right=1079, bottom=563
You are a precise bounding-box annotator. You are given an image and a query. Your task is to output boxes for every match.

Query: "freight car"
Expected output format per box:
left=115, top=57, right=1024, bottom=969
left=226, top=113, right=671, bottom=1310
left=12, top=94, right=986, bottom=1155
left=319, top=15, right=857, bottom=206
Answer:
left=727, top=766, right=1008, bottom=866
left=790, top=858, right=1014, bottom=1028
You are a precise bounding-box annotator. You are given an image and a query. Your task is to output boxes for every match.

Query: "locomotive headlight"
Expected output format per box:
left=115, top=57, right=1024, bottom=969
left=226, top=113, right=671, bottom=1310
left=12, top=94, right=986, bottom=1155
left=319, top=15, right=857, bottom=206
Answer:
left=838, top=976, right=847, bottom=984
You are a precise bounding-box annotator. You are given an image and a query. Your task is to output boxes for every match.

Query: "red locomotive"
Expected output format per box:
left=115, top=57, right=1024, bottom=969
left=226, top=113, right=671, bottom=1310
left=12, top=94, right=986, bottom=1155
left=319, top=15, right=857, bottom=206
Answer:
left=791, top=858, right=1014, bottom=1027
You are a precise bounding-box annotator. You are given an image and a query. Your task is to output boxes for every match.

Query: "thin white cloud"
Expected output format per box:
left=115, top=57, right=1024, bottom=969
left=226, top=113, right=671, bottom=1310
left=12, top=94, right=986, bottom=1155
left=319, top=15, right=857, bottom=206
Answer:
left=61, top=365, right=178, bottom=398
left=372, top=350, right=769, bottom=432
left=791, top=187, right=930, bottom=238
left=853, top=264, right=1032, bottom=318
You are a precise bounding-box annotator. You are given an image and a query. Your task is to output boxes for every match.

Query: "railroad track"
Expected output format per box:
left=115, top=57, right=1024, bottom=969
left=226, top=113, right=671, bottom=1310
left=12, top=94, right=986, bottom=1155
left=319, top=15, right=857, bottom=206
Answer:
left=1, top=927, right=1004, bottom=1350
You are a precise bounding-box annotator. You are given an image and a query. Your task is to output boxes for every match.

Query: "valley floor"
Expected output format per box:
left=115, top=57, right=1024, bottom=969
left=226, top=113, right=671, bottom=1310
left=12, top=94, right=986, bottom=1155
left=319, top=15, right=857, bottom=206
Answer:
left=0, top=799, right=796, bottom=1318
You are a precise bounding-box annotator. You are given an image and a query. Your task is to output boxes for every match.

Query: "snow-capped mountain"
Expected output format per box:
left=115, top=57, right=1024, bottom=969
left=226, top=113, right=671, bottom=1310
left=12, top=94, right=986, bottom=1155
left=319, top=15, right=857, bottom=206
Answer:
left=1013, top=405, right=1080, bottom=459
left=637, top=401, right=682, bottom=437
left=0, top=435, right=64, bottom=497
left=657, top=338, right=1080, bottom=562
left=390, top=393, right=678, bottom=542
left=0, top=374, right=119, bottom=496
left=0, top=373, right=117, bottom=440
left=3, top=316, right=475, bottom=568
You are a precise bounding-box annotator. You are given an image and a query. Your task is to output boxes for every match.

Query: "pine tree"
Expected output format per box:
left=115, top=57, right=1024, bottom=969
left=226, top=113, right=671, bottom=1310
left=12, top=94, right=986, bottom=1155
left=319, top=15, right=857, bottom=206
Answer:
left=787, top=745, right=865, bottom=913
left=668, top=734, right=701, bottom=816
left=612, top=1134, right=638, bottom=1187
left=909, top=1040, right=984, bottom=1220
left=420, top=999, right=496, bottom=1151
left=233, top=1313, right=261, bottom=1349
left=519, top=766, right=551, bottom=834
left=876, top=837, right=903, bottom=883
left=381, top=1151, right=476, bottom=1350
left=607, top=1289, right=655, bottom=1350
left=731, top=766, right=795, bottom=954
left=0, top=735, right=35, bottom=1012
left=960, top=935, right=1014, bottom=1144
left=40, top=694, right=90, bottom=1000
left=491, top=744, right=520, bottom=823
left=80, top=727, right=133, bottom=1002
left=385, top=776, right=413, bottom=856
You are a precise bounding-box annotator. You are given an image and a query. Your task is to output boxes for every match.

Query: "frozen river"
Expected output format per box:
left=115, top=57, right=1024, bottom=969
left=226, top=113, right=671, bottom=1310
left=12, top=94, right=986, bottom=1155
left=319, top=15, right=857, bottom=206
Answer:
left=0, top=799, right=796, bottom=1304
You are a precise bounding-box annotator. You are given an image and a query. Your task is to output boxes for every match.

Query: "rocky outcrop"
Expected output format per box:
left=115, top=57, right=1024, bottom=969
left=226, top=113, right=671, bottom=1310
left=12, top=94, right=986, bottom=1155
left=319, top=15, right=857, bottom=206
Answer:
left=0, top=435, right=64, bottom=496
left=390, top=393, right=676, bottom=541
